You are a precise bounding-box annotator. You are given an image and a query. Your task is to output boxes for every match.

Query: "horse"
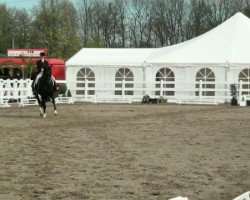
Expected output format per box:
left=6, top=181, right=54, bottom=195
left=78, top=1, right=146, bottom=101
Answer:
left=34, top=67, right=57, bottom=118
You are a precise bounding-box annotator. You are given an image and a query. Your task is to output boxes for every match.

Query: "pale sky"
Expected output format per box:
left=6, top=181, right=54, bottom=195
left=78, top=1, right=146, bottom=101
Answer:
left=1, top=0, right=38, bottom=9
left=0, top=0, right=78, bottom=9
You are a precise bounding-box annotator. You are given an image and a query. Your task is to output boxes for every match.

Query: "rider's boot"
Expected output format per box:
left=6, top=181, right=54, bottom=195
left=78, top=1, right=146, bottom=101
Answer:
left=32, top=82, right=38, bottom=95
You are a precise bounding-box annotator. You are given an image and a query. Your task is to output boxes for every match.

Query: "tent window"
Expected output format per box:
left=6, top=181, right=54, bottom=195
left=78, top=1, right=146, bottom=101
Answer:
left=196, top=68, right=215, bottom=96
left=239, top=68, right=250, bottom=95
left=76, top=67, right=95, bottom=95
left=155, top=68, right=175, bottom=96
left=115, top=68, right=134, bottom=95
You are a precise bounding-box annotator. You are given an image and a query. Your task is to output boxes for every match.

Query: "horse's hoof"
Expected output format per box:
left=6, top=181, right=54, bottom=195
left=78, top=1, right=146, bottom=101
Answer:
left=54, top=110, right=57, bottom=116
left=40, top=113, right=43, bottom=117
left=43, top=114, right=47, bottom=118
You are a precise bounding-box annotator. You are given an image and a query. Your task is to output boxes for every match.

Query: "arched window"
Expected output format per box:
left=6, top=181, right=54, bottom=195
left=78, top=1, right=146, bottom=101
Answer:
left=155, top=68, right=175, bottom=96
left=195, top=68, right=215, bottom=96
left=76, top=67, right=95, bottom=95
left=239, top=68, right=250, bottom=95
left=115, top=68, right=134, bottom=95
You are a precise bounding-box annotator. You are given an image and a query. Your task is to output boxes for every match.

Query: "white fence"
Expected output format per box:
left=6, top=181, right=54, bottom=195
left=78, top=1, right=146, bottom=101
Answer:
left=0, top=79, right=249, bottom=105
left=0, top=79, right=69, bottom=107
left=0, top=79, right=33, bottom=102
left=67, top=79, right=249, bottom=104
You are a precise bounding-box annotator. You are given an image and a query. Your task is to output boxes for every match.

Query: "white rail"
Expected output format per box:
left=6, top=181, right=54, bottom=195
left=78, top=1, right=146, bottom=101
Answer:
left=0, top=79, right=249, bottom=104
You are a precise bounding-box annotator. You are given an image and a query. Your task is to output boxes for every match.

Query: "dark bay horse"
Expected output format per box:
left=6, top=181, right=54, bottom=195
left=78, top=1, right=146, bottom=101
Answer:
left=34, top=67, right=57, bottom=118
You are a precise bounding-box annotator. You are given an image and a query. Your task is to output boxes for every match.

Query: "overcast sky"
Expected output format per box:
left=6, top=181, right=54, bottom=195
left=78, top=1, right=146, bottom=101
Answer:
left=0, top=0, right=77, bottom=9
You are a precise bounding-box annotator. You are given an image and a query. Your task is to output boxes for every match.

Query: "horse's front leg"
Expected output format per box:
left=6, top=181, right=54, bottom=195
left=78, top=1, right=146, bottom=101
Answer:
left=39, top=106, right=44, bottom=117
left=41, top=98, right=46, bottom=118
left=35, top=94, right=43, bottom=117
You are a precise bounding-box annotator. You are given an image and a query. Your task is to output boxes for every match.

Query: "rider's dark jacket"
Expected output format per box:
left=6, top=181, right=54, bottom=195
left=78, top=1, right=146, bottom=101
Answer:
left=36, top=59, right=49, bottom=73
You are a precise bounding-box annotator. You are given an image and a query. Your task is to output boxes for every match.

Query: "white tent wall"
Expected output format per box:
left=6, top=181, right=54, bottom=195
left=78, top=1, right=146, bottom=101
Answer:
left=66, top=65, right=146, bottom=101
left=66, top=64, right=249, bottom=103
left=213, top=67, right=228, bottom=98
left=143, top=65, right=185, bottom=99
left=143, top=66, right=156, bottom=97
left=93, top=66, right=145, bottom=99
left=228, top=66, right=245, bottom=83
left=65, top=12, right=250, bottom=103
left=174, top=67, right=194, bottom=99
left=144, top=65, right=228, bottom=100
left=66, top=65, right=78, bottom=97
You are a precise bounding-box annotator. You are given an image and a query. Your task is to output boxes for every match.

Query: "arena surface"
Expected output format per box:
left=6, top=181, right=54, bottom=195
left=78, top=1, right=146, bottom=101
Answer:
left=0, top=103, right=249, bottom=200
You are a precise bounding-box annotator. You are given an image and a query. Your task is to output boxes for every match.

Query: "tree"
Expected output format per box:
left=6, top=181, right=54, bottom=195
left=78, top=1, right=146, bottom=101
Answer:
left=30, top=0, right=79, bottom=59
left=0, top=4, right=13, bottom=53
left=11, top=8, right=32, bottom=49
left=114, top=0, right=128, bottom=47
left=243, top=0, right=250, bottom=17
left=20, top=56, right=35, bottom=79
left=98, top=1, right=120, bottom=47
left=77, top=0, right=106, bottom=47
left=77, top=0, right=92, bottom=47
left=152, top=0, right=187, bottom=46
left=184, top=0, right=211, bottom=39
left=77, top=0, right=128, bottom=48
left=128, top=0, right=153, bottom=47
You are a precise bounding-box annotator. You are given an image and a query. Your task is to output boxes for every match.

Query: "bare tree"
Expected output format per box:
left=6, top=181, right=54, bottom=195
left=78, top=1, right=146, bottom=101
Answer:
left=128, top=0, right=153, bottom=47
left=184, top=0, right=211, bottom=39
left=99, top=2, right=120, bottom=47
left=244, top=0, right=250, bottom=17
left=206, top=0, right=239, bottom=28
left=114, top=0, right=128, bottom=47
left=77, top=0, right=91, bottom=46
left=151, top=0, right=187, bottom=46
left=75, top=0, right=249, bottom=49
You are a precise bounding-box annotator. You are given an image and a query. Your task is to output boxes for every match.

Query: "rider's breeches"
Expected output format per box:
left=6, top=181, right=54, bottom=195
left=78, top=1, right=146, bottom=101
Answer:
left=35, top=71, right=43, bottom=85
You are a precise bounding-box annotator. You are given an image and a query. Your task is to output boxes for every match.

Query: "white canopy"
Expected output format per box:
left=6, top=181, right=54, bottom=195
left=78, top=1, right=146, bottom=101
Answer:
left=66, top=48, right=157, bottom=66
left=66, top=12, right=250, bottom=68
left=147, top=12, right=250, bottom=66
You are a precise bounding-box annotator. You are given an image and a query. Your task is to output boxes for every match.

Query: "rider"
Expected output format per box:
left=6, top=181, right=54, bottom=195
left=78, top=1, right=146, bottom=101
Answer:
left=32, top=52, right=56, bottom=94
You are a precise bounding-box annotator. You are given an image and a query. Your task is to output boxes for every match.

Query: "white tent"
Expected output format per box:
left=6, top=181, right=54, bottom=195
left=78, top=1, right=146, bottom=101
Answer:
left=66, top=12, right=250, bottom=103
left=66, top=12, right=250, bottom=67
left=147, top=12, right=250, bottom=66
left=66, top=48, right=157, bottom=66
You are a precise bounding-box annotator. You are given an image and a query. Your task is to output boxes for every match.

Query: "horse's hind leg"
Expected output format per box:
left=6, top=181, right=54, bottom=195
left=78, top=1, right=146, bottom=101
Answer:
left=51, top=96, right=57, bottom=116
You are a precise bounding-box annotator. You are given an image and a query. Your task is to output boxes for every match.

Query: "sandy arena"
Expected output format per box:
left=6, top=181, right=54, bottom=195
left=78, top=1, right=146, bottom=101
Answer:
left=0, top=103, right=249, bottom=200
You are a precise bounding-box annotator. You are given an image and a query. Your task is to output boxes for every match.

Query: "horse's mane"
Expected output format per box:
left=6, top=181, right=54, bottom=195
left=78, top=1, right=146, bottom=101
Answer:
left=38, top=66, right=53, bottom=92
left=42, top=66, right=51, bottom=79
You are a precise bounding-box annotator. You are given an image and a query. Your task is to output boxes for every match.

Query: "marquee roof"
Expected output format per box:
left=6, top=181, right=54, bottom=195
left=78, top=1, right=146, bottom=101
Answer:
left=66, top=48, right=157, bottom=66
left=66, top=12, right=250, bottom=67
left=147, top=12, right=250, bottom=66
